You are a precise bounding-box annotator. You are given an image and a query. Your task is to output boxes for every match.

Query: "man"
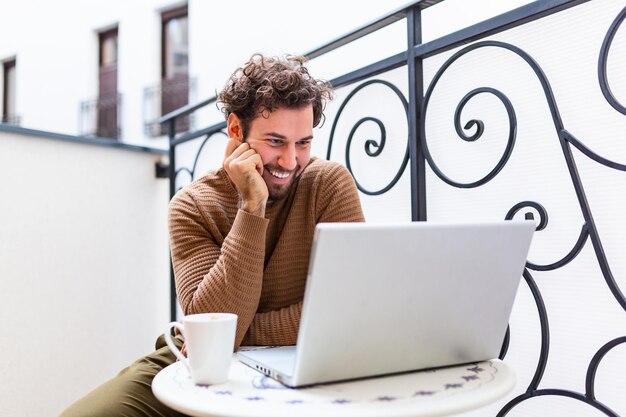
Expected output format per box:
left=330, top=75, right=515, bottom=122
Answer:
left=61, top=54, right=364, bottom=416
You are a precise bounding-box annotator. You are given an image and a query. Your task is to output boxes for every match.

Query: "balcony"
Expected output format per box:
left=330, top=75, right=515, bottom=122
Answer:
left=79, top=93, right=122, bottom=139
left=143, top=76, right=196, bottom=137
left=1, top=113, right=21, bottom=126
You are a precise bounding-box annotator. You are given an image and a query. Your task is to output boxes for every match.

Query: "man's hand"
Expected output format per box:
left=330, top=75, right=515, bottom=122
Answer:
left=223, top=139, right=268, bottom=217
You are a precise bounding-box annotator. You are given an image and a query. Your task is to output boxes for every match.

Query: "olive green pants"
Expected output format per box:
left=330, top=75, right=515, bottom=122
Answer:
left=60, top=334, right=189, bottom=417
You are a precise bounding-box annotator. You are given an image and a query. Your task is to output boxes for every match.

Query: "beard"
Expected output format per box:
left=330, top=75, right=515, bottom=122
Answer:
left=263, top=164, right=302, bottom=204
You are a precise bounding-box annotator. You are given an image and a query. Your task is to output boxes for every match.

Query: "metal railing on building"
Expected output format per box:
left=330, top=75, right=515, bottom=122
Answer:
left=1, top=114, right=21, bottom=126
left=79, top=93, right=122, bottom=139
left=143, top=76, right=196, bottom=137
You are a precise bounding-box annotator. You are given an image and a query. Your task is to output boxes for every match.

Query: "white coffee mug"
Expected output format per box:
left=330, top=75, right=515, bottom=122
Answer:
left=164, top=313, right=238, bottom=385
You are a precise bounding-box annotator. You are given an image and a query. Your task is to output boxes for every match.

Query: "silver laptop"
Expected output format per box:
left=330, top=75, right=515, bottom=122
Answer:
left=237, top=220, right=535, bottom=387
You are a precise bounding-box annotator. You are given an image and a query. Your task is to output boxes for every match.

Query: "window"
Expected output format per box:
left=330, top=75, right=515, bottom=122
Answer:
left=97, top=27, right=120, bottom=138
left=161, top=5, right=190, bottom=132
left=2, top=58, right=18, bottom=125
left=79, top=27, right=121, bottom=138
left=163, top=6, right=188, bottom=81
left=143, top=5, right=194, bottom=137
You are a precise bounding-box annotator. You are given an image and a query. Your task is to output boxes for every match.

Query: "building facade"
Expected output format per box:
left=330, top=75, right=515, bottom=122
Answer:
left=0, top=0, right=530, bottom=148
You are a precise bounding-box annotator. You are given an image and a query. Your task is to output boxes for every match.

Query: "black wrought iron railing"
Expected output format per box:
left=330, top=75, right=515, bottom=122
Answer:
left=79, top=93, right=122, bottom=139
left=161, top=1, right=625, bottom=415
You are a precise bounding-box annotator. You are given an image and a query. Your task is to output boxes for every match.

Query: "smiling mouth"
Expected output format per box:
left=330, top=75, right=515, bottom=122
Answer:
left=268, top=169, right=291, bottom=179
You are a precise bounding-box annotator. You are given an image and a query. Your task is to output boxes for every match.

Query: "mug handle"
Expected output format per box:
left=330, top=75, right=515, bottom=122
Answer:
left=164, top=322, right=191, bottom=373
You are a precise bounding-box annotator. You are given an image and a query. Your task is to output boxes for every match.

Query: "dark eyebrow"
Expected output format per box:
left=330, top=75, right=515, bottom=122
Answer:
left=264, top=132, right=314, bottom=142
left=264, top=132, right=287, bottom=139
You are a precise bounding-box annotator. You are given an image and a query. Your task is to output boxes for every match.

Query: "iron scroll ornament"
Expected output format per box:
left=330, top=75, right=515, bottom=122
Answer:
left=422, top=40, right=626, bottom=312
left=326, top=79, right=410, bottom=196
left=421, top=49, right=517, bottom=189
left=173, top=130, right=229, bottom=192
left=599, top=6, right=626, bottom=115
left=420, top=36, right=626, bottom=416
left=506, top=201, right=590, bottom=272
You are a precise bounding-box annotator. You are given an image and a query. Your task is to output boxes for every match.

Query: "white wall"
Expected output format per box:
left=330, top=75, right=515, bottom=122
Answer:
left=0, top=130, right=170, bottom=417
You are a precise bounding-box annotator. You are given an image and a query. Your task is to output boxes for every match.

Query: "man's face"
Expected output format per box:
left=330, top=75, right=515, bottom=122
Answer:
left=245, top=105, right=314, bottom=203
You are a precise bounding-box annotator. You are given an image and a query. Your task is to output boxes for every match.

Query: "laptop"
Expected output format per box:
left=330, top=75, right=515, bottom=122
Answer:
left=237, top=220, right=535, bottom=387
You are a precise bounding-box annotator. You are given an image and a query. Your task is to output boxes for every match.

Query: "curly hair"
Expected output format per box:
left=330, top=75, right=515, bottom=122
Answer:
left=218, top=54, right=334, bottom=139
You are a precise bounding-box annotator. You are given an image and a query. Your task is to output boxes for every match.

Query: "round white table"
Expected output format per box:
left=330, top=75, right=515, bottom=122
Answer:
left=152, top=357, right=515, bottom=417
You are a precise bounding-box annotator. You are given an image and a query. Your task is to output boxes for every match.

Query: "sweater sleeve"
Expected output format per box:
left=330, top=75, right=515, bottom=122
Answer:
left=316, top=162, right=365, bottom=223
left=241, top=162, right=365, bottom=346
left=168, top=189, right=268, bottom=350
left=241, top=302, right=302, bottom=346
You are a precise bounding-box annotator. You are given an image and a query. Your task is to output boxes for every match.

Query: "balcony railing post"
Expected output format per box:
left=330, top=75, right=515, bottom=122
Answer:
left=407, top=6, right=427, bottom=222
left=168, top=119, right=177, bottom=322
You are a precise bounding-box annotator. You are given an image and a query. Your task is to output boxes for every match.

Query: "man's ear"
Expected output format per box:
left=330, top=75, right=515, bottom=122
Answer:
left=227, top=113, right=243, bottom=142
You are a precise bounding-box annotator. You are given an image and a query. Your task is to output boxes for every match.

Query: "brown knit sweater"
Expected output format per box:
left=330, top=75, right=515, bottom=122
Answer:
left=168, top=157, right=365, bottom=350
